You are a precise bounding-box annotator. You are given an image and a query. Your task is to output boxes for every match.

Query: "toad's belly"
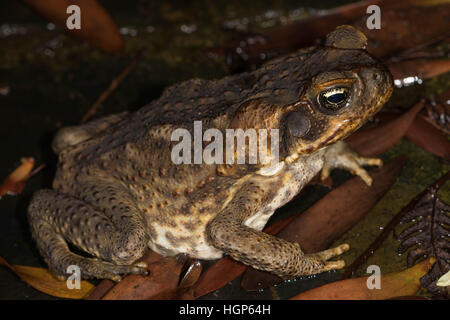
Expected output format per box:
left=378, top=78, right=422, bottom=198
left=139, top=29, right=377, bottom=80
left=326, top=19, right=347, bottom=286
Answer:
left=147, top=218, right=224, bottom=260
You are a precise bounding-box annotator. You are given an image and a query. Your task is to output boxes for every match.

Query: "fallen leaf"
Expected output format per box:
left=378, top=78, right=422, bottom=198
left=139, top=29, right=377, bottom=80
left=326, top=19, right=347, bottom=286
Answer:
left=212, top=0, right=400, bottom=71
left=397, top=172, right=450, bottom=296
left=179, top=259, right=203, bottom=289
left=353, top=4, right=450, bottom=59
left=0, top=256, right=94, bottom=299
left=388, top=59, right=450, bottom=83
left=211, top=0, right=447, bottom=72
left=23, top=0, right=123, bottom=53
left=241, top=156, right=407, bottom=291
left=150, top=258, right=203, bottom=300
left=406, top=115, right=450, bottom=160
left=290, top=257, right=435, bottom=300
left=342, top=171, right=450, bottom=280
left=85, top=250, right=163, bottom=299
left=346, top=100, right=425, bottom=156
left=0, top=157, right=44, bottom=198
left=99, top=252, right=186, bottom=300
left=84, top=279, right=115, bottom=300
left=192, top=257, right=246, bottom=299
left=155, top=259, right=203, bottom=300
left=436, top=270, right=450, bottom=287
left=370, top=106, right=450, bottom=160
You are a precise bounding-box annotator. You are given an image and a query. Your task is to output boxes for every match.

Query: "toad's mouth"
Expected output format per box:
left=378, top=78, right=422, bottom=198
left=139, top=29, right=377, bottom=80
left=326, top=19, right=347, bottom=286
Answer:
left=281, top=100, right=390, bottom=165
left=284, top=118, right=350, bottom=164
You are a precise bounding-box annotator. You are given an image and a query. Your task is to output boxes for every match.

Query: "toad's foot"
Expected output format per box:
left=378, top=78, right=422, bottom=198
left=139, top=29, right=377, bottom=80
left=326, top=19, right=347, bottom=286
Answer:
left=54, top=256, right=148, bottom=282
left=28, top=188, right=150, bottom=281
left=304, top=243, right=350, bottom=274
left=321, top=141, right=382, bottom=186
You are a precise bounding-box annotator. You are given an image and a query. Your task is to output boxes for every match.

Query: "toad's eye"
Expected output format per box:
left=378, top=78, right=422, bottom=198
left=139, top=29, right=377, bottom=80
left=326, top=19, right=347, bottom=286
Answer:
left=318, top=87, right=350, bottom=110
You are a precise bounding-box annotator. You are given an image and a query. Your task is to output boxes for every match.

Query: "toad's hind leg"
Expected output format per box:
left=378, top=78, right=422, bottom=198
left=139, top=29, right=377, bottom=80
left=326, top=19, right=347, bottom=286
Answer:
left=27, top=189, right=149, bottom=281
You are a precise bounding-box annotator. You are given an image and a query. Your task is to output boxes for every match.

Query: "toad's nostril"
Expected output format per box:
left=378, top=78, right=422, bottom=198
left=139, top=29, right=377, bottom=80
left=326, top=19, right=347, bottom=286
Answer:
left=287, top=111, right=311, bottom=138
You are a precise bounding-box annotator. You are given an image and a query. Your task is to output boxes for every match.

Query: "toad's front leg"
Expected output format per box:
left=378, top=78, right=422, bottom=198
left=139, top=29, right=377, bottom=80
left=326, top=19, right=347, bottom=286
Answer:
left=205, top=183, right=349, bottom=279
left=321, top=141, right=383, bottom=186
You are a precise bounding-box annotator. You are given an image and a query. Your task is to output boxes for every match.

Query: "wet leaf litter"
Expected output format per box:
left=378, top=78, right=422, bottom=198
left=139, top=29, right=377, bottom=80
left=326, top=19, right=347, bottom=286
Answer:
left=0, top=0, right=448, bottom=300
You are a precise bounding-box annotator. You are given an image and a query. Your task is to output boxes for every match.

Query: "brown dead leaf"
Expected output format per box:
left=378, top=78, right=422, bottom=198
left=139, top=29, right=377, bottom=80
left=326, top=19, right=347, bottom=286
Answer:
left=212, top=0, right=448, bottom=71
left=396, top=171, right=450, bottom=296
left=86, top=250, right=159, bottom=299
left=374, top=108, right=450, bottom=160
left=290, top=257, right=435, bottom=300
left=388, top=59, right=450, bottom=82
left=346, top=100, right=425, bottom=156
left=179, top=259, right=203, bottom=289
left=87, top=251, right=204, bottom=300
left=212, top=0, right=401, bottom=71
left=192, top=257, right=246, bottom=299
left=353, top=4, right=450, bottom=59
left=93, top=251, right=185, bottom=300
left=342, top=171, right=450, bottom=280
left=0, top=157, right=45, bottom=198
left=23, top=0, right=123, bottom=53
left=0, top=255, right=94, bottom=299
left=150, top=259, right=203, bottom=300
left=406, top=115, right=450, bottom=160
left=102, top=257, right=182, bottom=300
left=84, top=278, right=115, bottom=300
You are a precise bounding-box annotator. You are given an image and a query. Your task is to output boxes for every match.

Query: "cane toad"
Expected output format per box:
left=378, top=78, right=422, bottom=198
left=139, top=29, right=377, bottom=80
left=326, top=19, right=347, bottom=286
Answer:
left=28, top=26, right=393, bottom=281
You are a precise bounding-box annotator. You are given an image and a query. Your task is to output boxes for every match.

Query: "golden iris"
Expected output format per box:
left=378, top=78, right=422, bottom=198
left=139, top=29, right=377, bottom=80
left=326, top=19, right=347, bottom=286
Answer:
left=318, top=87, right=349, bottom=110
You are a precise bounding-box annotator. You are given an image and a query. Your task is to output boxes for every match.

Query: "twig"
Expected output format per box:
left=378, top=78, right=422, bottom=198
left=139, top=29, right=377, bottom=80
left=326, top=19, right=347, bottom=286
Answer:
left=29, top=163, right=46, bottom=177
left=80, top=51, right=142, bottom=123
left=342, top=170, right=450, bottom=279
left=386, top=35, right=450, bottom=63
left=84, top=280, right=115, bottom=300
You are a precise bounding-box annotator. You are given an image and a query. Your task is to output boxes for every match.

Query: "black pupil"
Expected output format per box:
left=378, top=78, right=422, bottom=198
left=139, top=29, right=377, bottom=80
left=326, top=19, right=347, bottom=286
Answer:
left=327, top=92, right=346, bottom=104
